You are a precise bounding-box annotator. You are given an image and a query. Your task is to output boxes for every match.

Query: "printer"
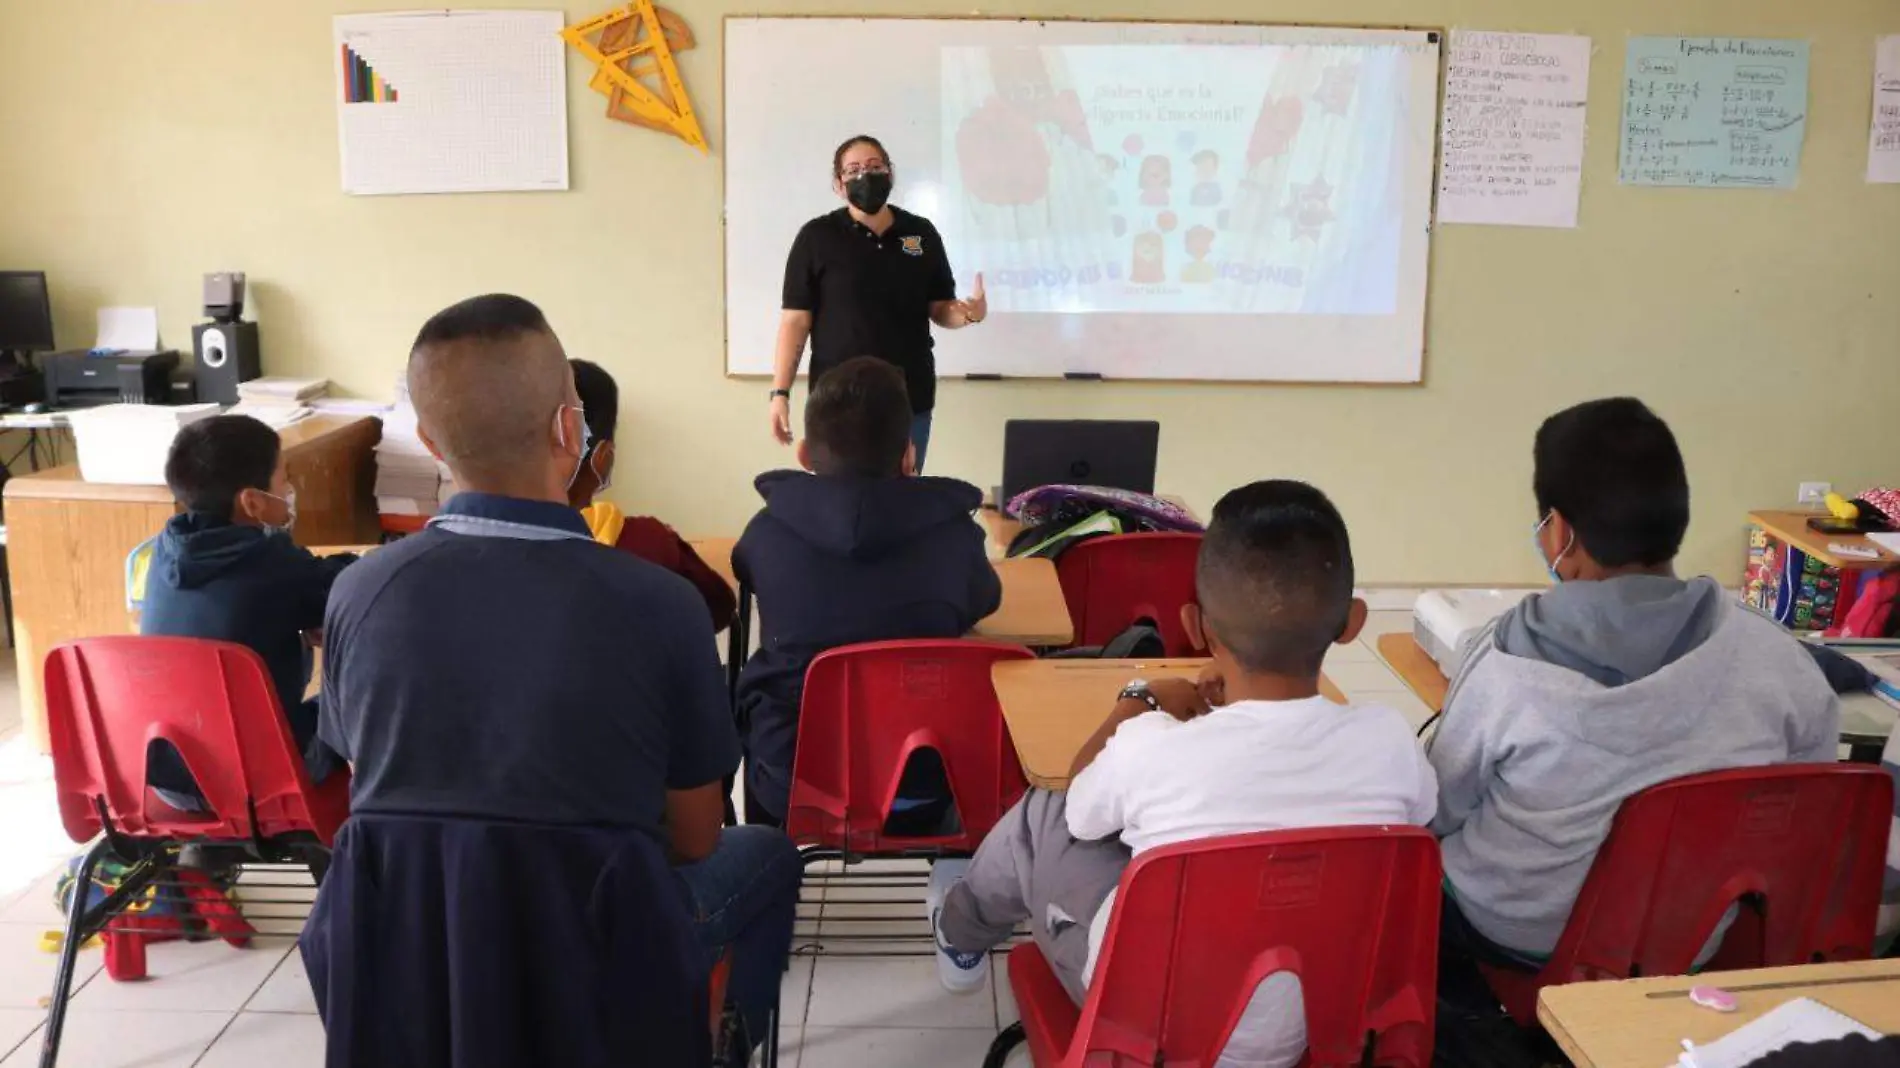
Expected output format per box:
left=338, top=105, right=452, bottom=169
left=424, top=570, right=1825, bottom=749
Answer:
left=44, top=349, right=179, bottom=408
left=1413, top=589, right=1534, bottom=678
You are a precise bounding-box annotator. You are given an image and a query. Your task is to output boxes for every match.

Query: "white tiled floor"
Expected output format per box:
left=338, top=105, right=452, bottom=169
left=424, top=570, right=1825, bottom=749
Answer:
left=0, top=615, right=1423, bottom=1066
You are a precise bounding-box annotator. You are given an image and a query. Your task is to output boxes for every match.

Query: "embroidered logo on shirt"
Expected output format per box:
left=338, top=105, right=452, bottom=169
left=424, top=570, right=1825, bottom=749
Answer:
left=900, top=236, right=925, bottom=256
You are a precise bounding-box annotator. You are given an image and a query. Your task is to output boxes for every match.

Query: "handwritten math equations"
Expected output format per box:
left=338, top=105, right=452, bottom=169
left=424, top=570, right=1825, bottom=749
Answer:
left=1869, top=37, right=1900, bottom=183
left=1619, top=36, right=1808, bottom=189
left=1437, top=31, right=1591, bottom=228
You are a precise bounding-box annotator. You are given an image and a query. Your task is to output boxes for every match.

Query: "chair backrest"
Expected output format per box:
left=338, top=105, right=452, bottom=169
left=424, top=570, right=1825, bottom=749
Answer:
left=1055, top=532, right=1203, bottom=655
left=785, top=639, right=1035, bottom=853
left=1547, top=763, right=1893, bottom=984
left=44, top=636, right=345, bottom=846
left=1079, top=826, right=1441, bottom=1068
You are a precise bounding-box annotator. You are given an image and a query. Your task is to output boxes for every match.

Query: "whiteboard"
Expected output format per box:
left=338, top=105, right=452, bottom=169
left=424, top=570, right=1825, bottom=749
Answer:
left=724, top=18, right=1440, bottom=383
left=334, top=10, right=569, bottom=196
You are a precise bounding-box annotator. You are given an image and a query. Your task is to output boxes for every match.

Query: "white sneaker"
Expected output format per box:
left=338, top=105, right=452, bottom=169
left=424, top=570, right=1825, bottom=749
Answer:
left=927, top=859, right=988, bottom=994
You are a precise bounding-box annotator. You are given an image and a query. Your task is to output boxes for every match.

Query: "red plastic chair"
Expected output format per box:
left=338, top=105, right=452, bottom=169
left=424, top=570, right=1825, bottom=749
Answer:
left=39, top=636, right=350, bottom=1067
left=784, top=639, right=1035, bottom=859
left=1478, top=763, right=1894, bottom=1026
left=994, top=826, right=1441, bottom=1068
left=1055, top=533, right=1203, bottom=655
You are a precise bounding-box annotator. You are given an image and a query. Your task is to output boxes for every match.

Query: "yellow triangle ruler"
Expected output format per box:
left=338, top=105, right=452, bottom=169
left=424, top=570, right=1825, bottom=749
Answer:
left=562, top=1, right=706, bottom=151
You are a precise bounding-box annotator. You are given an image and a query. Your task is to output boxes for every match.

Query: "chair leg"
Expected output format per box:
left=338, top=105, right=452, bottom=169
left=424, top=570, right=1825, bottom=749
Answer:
left=302, top=846, right=330, bottom=889
left=983, top=1022, right=1025, bottom=1068
left=761, top=999, right=780, bottom=1068
left=39, top=839, right=113, bottom=1068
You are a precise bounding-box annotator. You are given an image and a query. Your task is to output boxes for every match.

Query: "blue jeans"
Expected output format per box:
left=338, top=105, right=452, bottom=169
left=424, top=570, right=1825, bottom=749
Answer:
left=910, top=410, right=933, bottom=473
left=673, top=826, right=802, bottom=1048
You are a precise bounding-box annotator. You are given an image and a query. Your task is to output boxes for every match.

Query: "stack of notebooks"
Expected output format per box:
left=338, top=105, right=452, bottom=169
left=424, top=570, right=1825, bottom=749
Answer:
left=228, top=377, right=331, bottom=429
left=374, top=376, right=456, bottom=517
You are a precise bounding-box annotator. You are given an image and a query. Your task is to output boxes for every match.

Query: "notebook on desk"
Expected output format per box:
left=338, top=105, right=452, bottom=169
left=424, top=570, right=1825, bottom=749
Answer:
left=1675, top=997, right=1878, bottom=1068
left=1858, top=652, right=1900, bottom=704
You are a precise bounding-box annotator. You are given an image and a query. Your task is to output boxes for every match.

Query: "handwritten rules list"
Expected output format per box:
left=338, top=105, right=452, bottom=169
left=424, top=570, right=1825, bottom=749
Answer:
left=1869, top=36, right=1900, bottom=183
left=1619, top=37, right=1808, bottom=189
left=1437, top=31, right=1591, bottom=228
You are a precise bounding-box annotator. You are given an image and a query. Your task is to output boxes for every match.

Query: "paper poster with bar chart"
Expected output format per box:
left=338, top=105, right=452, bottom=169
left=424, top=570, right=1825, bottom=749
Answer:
left=341, top=43, right=400, bottom=103
left=333, top=10, right=569, bottom=196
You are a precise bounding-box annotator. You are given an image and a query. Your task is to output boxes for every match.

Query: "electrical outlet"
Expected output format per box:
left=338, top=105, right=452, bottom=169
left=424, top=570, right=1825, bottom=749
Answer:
left=1797, top=481, right=1832, bottom=506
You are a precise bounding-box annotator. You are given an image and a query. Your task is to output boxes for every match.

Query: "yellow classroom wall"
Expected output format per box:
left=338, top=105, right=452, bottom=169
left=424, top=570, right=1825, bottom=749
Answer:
left=0, top=0, right=1894, bottom=583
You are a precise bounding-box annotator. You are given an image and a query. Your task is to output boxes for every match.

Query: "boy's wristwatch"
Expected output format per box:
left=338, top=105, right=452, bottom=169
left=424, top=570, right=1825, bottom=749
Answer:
left=1117, top=680, right=1160, bottom=712
left=767, top=388, right=791, bottom=401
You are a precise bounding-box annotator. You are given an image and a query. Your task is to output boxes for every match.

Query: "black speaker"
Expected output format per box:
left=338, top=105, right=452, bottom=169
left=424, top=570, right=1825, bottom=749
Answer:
left=192, top=321, right=261, bottom=404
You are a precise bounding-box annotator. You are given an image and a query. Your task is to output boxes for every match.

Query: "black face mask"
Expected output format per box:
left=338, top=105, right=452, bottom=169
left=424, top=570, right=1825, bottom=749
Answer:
left=844, top=171, right=893, bottom=214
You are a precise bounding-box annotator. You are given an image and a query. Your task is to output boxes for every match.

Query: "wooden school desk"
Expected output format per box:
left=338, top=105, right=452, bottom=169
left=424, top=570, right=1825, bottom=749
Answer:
left=1538, top=959, right=1900, bottom=1068
left=5, top=414, right=380, bottom=751
left=991, top=659, right=1346, bottom=790
left=1749, top=510, right=1899, bottom=570
left=1374, top=632, right=1448, bottom=715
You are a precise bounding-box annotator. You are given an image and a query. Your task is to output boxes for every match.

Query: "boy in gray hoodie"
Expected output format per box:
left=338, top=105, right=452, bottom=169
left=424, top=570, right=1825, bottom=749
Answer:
left=1430, top=398, right=1841, bottom=980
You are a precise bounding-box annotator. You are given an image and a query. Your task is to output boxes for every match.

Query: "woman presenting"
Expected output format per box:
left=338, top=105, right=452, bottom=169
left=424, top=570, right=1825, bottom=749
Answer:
left=769, top=135, right=986, bottom=471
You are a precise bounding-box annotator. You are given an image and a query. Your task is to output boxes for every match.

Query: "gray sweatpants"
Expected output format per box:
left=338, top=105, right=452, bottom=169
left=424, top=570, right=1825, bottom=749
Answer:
left=938, top=789, right=1130, bottom=1002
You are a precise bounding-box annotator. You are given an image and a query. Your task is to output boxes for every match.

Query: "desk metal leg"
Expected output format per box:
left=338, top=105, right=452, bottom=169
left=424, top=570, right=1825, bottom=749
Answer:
left=726, top=580, right=752, bottom=701
left=723, top=580, right=754, bottom=827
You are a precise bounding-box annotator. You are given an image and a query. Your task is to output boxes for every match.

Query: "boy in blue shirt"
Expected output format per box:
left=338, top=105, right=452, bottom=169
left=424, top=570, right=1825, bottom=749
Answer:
left=140, top=414, right=354, bottom=807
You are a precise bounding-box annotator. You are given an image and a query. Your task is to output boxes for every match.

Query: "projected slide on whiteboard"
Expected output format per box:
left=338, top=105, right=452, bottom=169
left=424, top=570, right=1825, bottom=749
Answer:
left=725, top=19, right=1440, bottom=383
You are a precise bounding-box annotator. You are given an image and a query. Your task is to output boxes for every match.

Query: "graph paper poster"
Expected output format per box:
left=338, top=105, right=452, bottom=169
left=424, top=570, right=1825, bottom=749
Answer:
left=334, top=10, right=570, bottom=196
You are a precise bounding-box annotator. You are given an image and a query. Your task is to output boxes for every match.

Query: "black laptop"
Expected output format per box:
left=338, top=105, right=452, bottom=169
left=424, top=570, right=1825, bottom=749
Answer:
left=999, top=419, right=1160, bottom=504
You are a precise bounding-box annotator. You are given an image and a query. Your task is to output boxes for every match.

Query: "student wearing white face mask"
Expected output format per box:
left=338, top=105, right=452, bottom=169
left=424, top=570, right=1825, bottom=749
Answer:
left=138, top=414, right=358, bottom=810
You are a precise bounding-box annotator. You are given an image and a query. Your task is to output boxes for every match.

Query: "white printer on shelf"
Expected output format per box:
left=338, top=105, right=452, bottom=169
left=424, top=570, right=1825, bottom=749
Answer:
left=1413, top=589, right=1534, bottom=678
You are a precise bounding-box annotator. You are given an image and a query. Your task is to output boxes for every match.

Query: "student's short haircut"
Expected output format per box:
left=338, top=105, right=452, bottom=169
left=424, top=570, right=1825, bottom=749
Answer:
left=1196, top=480, right=1355, bottom=676
left=832, top=134, right=890, bottom=178
left=413, top=293, right=550, bottom=349
left=804, top=357, right=910, bottom=477
left=407, top=294, right=567, bottom=485
left=569, top=359, right=619, bottom=442
left=1192, top=149, right=1218, bottom=165
left=1533, top=397, right=1689, bottom=567
left=164, top=415, right=281, bottom=517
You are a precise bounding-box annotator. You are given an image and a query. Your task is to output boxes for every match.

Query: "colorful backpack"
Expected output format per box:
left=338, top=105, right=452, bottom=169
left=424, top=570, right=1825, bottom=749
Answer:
left=125, top=535, right=159, bottom=614
left=1005, top=484, right=1201, bottom=532
left=54, top=849, right=255, bottom=948
left=1856, top=487, right=1900, bottom=528
left=1004, top=485, right=1202, bottom=560
left=1839, top=570, right=1900, bottom=640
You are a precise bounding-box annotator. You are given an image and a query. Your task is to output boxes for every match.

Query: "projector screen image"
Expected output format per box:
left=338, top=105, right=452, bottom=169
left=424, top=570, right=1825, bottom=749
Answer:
left=944, top=44, right=1407, bottom=317
left=724, top=19, right=1439, bottom=382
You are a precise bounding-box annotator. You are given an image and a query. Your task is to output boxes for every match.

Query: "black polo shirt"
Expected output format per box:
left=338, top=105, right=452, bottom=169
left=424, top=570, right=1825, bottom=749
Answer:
left=317, top=492, right=738, bottom=841
left=781, top=206, right=956, bottom=414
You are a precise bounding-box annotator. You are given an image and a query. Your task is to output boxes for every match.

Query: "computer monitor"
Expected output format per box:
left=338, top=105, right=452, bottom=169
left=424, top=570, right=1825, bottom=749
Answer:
left=0, top=271, right=55, bottom=353
left=1001, top=419, right=1161, bottom=504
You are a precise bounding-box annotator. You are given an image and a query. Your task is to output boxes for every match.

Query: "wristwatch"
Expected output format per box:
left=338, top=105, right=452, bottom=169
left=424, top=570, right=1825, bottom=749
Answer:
left=1117, top=679, right=1160, bottom=713
left=767, top=388, right=791, bottom=401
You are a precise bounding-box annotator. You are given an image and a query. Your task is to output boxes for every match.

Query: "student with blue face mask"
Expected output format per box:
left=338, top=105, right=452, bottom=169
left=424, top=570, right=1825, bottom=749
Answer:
left=139, top=414, right=356, bottom=809
left=1429, top=397, right=1841, bottom=1016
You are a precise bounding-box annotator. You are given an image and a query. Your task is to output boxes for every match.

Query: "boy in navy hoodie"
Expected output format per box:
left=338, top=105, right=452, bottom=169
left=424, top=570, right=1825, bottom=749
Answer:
left=140, top=414, right=356, bottom=807
left=734, top=357, right=1001, bottom=826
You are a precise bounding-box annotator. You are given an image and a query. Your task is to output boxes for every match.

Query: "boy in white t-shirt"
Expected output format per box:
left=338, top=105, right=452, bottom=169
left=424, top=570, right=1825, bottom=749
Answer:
left=933, top=480, right=1438, bottom=1067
